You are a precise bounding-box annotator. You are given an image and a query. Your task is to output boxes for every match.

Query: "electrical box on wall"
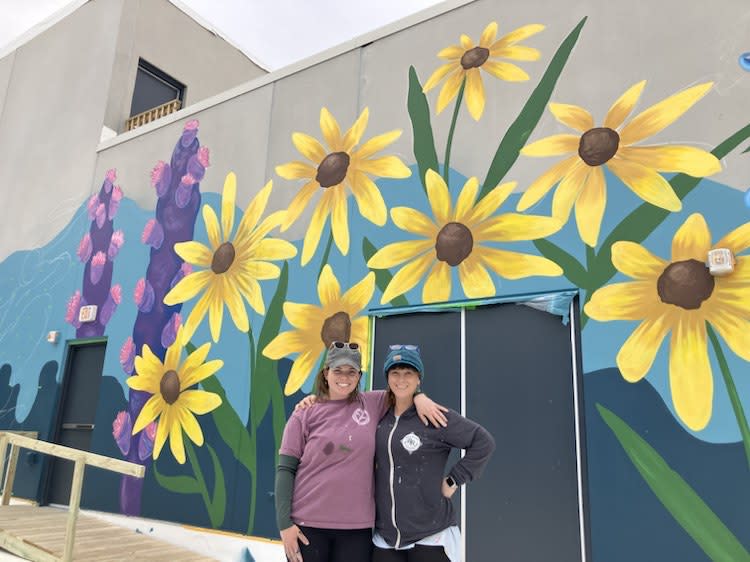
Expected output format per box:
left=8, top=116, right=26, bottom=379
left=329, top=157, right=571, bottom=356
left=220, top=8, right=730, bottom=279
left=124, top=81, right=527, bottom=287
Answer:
left=78, top=305, right=98, bottom=323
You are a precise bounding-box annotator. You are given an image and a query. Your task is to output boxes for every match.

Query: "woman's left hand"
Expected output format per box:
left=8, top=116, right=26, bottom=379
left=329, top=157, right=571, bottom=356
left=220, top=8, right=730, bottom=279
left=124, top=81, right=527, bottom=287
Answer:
left=414, top=394, right=449, bottom=427
left=442, top=478, right=458, bottom=499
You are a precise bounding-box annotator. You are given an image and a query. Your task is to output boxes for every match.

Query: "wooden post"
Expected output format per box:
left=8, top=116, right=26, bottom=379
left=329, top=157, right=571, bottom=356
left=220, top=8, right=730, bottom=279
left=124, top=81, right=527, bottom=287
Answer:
left=1, top=444, right=19, bottom=505
left=62, top=458, right=85, bottom=562
left=0, top=434, right=8, bottom=490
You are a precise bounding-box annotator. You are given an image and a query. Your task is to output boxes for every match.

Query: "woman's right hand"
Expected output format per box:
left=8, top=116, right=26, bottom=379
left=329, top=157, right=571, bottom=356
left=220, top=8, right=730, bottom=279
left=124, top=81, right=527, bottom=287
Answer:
left=294, top=395, right=318, bottom=412
left=281, top=524, right=309, bottom=561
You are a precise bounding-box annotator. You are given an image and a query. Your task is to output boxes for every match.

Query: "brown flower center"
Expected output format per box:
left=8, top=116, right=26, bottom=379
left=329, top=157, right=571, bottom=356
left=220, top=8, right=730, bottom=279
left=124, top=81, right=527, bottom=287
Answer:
left=578, top=127, right=620, bottom=166
left=160, top=370, right=181, bottom=405
left=460, top=47, right=490, bottom=69
left=211, top=242, right=235, bottom=274
left=435, top=222, right=474, bottom=267
left=320, top=311, right=352, bottom=349
left=657, top=259, right=715, bottom=310
left=316, top=152, right=350, bottom=188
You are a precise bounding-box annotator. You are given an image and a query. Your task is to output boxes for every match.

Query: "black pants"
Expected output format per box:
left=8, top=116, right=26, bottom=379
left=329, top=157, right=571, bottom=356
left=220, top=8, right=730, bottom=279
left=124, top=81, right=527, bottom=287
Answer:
left=373, top=545, right=451, bottom=562
left=291, top=526, right=372, bottom=562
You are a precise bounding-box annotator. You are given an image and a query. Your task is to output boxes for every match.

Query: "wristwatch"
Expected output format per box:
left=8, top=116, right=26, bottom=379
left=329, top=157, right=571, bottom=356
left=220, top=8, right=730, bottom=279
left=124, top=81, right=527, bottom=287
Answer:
left=445, top=476, right=458, bottom=489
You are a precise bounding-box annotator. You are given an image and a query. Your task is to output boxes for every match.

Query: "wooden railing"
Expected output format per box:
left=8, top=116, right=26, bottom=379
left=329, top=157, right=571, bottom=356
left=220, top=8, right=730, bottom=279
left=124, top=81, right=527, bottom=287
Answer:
left=125, top=99, right=182, bottom=131
left=0, top=432, right=145, bottom=562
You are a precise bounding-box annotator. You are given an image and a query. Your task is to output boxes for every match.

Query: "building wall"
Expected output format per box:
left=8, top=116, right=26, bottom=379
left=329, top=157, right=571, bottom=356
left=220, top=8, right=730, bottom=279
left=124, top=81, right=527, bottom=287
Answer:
left=1, top=0, right=750, bottom=559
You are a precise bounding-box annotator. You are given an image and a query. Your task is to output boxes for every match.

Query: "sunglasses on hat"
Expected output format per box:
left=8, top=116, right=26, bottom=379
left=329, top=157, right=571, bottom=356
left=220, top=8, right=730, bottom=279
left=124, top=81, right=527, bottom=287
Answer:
left=330, top=341, right=360, bottom=350
left=389, top=344, right=420, bottom=352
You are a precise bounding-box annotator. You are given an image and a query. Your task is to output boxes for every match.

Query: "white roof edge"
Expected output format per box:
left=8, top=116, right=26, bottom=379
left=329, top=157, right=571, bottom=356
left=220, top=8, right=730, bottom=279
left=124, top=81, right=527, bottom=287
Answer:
left=97, top=0, right=477, bottom=152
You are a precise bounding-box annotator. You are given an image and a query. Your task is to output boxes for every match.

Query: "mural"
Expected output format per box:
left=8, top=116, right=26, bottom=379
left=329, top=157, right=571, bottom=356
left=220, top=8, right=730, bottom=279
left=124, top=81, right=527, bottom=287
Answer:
left=1, top=10, right=749, bottom=562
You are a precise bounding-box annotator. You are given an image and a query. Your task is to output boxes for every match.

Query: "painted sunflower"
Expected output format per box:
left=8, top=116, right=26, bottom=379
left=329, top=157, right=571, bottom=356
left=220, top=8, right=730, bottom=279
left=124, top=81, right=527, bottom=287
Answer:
left=127, top=328, right=223, bottom=464
left=423, top=21, right=544, bottom=121
left=584, top=213, right=750, bottom=430
left=275, top=107, right=411, bottom=266
left=263, top=265, right=375, bottom=395
left=517, top=81, right=721, bottom=247
left=164, top=173, right=297, bottom=343
left=368, top=169, right=562, bottom=304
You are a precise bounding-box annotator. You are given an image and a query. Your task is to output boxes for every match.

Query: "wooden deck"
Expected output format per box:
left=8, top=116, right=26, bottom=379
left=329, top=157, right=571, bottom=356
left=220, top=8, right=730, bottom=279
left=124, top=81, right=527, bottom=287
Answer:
left=0, top=505, right=216, bottom=561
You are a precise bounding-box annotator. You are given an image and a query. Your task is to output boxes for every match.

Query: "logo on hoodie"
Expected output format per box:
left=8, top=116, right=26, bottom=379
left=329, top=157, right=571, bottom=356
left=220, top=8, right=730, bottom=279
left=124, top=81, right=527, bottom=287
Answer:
left=400, top=432, right=422, bottom=454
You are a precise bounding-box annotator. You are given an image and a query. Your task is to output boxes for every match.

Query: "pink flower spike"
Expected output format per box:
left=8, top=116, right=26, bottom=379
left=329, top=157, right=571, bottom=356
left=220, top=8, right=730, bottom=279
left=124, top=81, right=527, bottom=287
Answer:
left=110, top=284, right=122, bottom=304
left=112, top=411, right=132, bottom=456
left=106, top=169, right=117, bottom=183
left=120, top=337, right=136, bottom=374
left=161, top=313, right=182, bottom=348
left=181, top=173, right=196, bottom=186
left=197, top=147, right=210, bottom=168
left=87, top=195, right=99, bottom=220
left=134, top=278, right=155, bottom=312
left=77, top=233, right=92, bottom=263
left=95, top=203, right=107, bottom=228
left=89, top=251, right=106, bottom=285
left=138, top=421, right=158, bottom=460
left=141, top=219, right=164, bottom=249
left=184, top=120, right=199, bottom=131
left=65, top=291, right=82, bottom=326
left=151, top=161, right=167, bottom=187
left=108, top=230, right=125, bottom=260
left=108, top=185, right=123, bottom=220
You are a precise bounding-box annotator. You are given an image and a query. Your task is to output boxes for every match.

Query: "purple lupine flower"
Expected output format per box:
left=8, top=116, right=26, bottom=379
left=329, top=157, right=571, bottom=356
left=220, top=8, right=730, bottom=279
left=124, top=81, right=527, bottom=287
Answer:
left=175, top=174, right=197, bottom=208
left=89, top=251, right=106, bottom=285
left=105, top=168, right=117, bottom=193
left=138, top=421, right=158, bottom=461
left=87, top=194, right=100, bottom=220
left=120, top=337, right=136, bottom=375
left=77, top=233, right=93, bottom=263
left=141, top=219, right=164, bottom=249
left=170, top=262, right=193, bottom=289
left=95, top=203, right=107, bottom=229
left=99, top=284, right=121, bottom=326
left=120, top=120, right=206, bottom=516
left=113, top=411, right=132, bottom=456
left=65, top=291, right=83, bottom=328
left=187, top=146, right=210, bottom=182
left=134, top=278, right=155, bottom=313
left=109, top=185, right=123, bottom=220
left=161, top=313, right=181, bottom=348
left=108, top=230, right=125, bottom=260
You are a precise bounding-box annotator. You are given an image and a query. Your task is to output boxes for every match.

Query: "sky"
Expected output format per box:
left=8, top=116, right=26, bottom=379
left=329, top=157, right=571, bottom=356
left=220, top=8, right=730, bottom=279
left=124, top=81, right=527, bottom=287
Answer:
left=0, top=0, right=445, bottom=70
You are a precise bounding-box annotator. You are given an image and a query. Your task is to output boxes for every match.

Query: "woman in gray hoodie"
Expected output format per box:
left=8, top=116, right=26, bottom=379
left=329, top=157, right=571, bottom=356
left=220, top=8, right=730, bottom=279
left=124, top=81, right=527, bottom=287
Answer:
left=373, top=345, right=495, bottom=562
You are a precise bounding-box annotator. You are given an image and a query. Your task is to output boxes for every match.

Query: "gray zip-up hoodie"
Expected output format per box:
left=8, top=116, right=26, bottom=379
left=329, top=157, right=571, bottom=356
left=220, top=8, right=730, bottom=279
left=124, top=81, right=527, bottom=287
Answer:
left=374, top=406, right=495, bottom=548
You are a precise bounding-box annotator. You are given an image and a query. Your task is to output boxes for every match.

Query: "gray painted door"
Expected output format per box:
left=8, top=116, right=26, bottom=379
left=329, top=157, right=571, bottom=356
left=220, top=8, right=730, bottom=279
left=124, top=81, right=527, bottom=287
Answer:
left=46, top=341, right=106, bottom=505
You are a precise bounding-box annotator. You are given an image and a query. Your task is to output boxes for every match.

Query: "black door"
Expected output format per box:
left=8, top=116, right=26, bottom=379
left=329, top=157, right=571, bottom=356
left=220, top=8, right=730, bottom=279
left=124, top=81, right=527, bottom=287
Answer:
left=46, top=341, right=106, bottom=505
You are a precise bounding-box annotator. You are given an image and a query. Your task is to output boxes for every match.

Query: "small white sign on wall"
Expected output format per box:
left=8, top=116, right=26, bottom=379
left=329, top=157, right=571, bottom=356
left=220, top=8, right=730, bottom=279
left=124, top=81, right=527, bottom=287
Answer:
left=78, top=304, right=98, bottom=323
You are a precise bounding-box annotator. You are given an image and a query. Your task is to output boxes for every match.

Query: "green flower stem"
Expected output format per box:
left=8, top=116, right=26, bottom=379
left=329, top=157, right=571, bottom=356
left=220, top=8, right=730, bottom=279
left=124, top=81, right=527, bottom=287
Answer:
left=317, top=230, right=334, bottom=280
left=707, top=324, right=750, bottom=470
left=184, top=440, right=212, bottom=519
left=443, top=78, right=466, bottom=188
left=580, top=245, right=597, bottom=328
left=246, top=328, right=259, bottom=533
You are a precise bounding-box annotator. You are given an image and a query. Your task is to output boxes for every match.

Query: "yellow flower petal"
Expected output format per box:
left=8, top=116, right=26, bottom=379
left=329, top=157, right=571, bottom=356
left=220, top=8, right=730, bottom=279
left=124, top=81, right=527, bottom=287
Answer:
left=549, top=104, right=594, bottom=133
left=275, top=161, right=316, bottom=180
left=224, top=283, right=249, bottom=333
left=617, top=146, right=721, bottom=177
left=249, top=238, right=297, bottom=264
left=301, top=193, right=332, bottom=266
left=181, top=342, right=212, bottom=380
left=368, top=240, right=434, bottom=269
left=670, top=213, right=711, bottom=261
left=611, top=241, right=667, bottom=280
left=460, top=34, right=473, bottom=50
left=172, top=241, right=213, bottom=268
left=380, top=252, right=434, bottom=304
left=716, top=221, right=750, bottom=254
left=163, top=337, right=182, bottom=372
left=181, top=359, right=224, bottom=388
left=521, top=134, right=580, bottom=157
left=292, top=132, right=327, bottom=163
left=234, top=180, right=273, bottom=247
left=492, top=46, right=541, bottom=61
left=607, top=157, right=682, bottom=212
left=202, top=205, right=221, bottom=249
left=516, top=156, right=578, bottom=211
left=282, top=302, right=322, bottom=331
left=341, top=107, right=369, bottom=152
left=481, top=61, right=529, bottom=82
left=465, top=69, right=485, bottom=121
left=669, top=314, right=712, bottom=430
left=126, top=373, right=157, bottom=393
left=179, top=389, right=222, bottom=415
left=550, top=161, right=588, bottom=222
left=169, top=416, right=186, bottom=464
left=236, top=273, right=266, bottom=315
left=284, top=349, right=321, bottom=395
left=318, top=265, right=342, bottom=307
left=355, top=130, right=402, bottom=160
left=181, top=287, right=213, bottom=343
left=357, top=156, right=411, bottom=179
left=163, top=270, right=213, bottom=306
left=320, top=107, right=343, bottom=151
left=453, top=177, right=479, bottom=223
left=616, top=314, right=671, bottom=382
left=422, top=261, right=451, bottom=303
left=132, top=394, right=165, bottom=434
left=707, top=307, right=750, bottom=362
left=208, top=281, right=224, bottom=342
left=619, top=82, right=713, bottom=146
left=423, top=62, right=459, bottom=92
left=575, top=166, right=607, bottom=247
left=176, top=408, right=204, bottom=446
left=263, top=329, right=309, bottom=360
left=476, top=213, right=562, bottom=242
left=467, top=181, right=516, bottom=224
left=425, top=169, right=452, bottom=225
left=490, top=24, right=545, bottom=51
left=341, top=272, right=375, bottom=314
left=152, top=408, right=171, bottom=460
left=478, top=247, right=562, bottom=279
left=436, top=46, right=463, bottom=61
left=436, top=69, right=465, bottom=114
left=603, top=80, right=646, bottom=130
left=458, top=257, right=495, bottom=299
left=584, top=281, right=657, bottom=321
left=221, top=173, right=236, bottom=242
left=479, top=21, right=498, bottom=47
left=350, top=317, right=370, bottom=372
left=391, top=207, right=438, bottom=238
left=350, top=171, right=387, bottom=226
left=280, top=180, right=318, bottom=231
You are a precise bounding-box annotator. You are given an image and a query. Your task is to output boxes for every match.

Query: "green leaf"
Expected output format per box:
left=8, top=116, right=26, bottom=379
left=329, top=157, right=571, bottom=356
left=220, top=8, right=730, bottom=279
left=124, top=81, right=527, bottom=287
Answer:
left=206, top=444, right=226, bottom=528
left=407, top=66, right=439, bottom=192
left=152, top=461, right=201, bottom=495
left=591, top=121, right=750, bottom=290
left=480, top=17, right=587, bottom=200
left=597, top=404, right=750, bottom=562
left=363, top=237, right=409, bottom=307
left=533, top=239, right=589, bottom=289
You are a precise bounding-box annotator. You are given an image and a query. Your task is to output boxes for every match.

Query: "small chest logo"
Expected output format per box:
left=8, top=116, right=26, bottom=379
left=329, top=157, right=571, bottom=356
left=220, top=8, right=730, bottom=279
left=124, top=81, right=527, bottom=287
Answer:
left=400, top=432, right=422, bottom=454
left=352, top=408, right=370, bottom=426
